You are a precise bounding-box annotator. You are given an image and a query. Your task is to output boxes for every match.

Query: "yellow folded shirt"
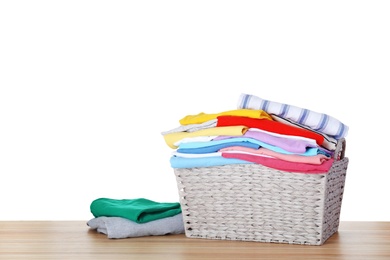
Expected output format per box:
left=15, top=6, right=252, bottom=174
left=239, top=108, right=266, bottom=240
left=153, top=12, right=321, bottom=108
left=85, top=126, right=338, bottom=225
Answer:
left=179, top=109, right=272, bottom=125
left=163, top=126, right=248, bottom=149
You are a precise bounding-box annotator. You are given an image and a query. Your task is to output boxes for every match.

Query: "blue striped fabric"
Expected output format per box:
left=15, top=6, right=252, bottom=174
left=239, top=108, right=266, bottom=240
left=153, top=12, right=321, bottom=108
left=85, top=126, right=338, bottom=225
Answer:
left=237, top=93, right=349, bottom=139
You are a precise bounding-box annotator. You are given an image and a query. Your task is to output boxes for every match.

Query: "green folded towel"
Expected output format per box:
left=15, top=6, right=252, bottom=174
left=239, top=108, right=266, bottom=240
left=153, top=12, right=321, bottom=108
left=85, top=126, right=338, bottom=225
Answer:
left=90, top=198, right=182, bottom=223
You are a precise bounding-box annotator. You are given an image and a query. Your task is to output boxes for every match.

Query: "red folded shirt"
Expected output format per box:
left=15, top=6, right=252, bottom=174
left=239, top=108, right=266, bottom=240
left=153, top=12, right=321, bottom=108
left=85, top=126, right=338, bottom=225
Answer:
left=216, top=115, right=324, bottom=146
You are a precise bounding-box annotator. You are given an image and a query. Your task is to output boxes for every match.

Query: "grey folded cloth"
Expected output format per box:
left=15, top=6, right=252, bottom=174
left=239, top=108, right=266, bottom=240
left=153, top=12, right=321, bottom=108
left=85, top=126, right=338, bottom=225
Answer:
left=87, top=213, right=185, bottom=239
left=161, top=119, right=217, bottom=135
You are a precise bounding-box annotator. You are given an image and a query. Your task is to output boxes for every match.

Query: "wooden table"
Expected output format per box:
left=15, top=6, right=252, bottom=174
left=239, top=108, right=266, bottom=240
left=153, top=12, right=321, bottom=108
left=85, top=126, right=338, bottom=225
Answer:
left=1, top=221, right=389, bottom=259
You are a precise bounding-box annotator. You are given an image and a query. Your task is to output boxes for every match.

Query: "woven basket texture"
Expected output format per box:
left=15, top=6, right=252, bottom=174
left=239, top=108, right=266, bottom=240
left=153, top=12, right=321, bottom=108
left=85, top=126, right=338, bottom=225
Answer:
left=174, top=139, right=348, bottom=245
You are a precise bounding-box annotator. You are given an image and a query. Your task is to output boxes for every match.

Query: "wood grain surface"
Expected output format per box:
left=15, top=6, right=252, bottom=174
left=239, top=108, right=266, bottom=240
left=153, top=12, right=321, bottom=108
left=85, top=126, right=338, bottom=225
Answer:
left=0, top=221, right=389, bottom=260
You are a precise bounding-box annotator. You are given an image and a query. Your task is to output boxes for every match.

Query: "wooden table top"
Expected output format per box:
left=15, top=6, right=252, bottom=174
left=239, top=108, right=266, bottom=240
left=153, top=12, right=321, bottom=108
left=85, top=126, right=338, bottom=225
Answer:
left=0, top=221, right=389, bottom=259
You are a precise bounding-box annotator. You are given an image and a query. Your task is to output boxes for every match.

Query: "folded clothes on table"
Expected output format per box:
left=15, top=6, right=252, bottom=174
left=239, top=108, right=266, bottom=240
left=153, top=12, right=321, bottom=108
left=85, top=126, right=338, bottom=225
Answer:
left=90, top=198, right=182, bottom=223
left=87, top=213, right=184, bottom=239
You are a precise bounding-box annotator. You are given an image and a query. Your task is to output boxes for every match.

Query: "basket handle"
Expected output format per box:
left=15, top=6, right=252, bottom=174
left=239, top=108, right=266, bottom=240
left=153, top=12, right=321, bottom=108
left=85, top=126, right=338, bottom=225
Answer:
left=333, top=138, right=346, bottom=160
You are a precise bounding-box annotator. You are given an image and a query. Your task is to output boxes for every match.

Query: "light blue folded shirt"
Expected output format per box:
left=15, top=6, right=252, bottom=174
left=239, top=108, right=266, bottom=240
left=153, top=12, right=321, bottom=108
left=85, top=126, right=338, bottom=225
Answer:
left=177, top=141, right=260, bottom=154
left=178, top=137, right=320, bottom=156
left=170, top=155, right=253, bottom=168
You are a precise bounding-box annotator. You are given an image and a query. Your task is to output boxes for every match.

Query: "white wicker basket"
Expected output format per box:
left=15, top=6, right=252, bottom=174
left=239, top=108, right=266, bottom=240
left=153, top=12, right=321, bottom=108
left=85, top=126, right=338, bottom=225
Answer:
left=174, top=138, right=348, bottom=245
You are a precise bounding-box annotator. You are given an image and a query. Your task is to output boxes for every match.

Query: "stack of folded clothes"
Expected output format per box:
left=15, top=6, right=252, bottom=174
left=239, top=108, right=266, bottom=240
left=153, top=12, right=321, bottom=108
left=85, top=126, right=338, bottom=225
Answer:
left=162, top=93, right=349, bottom=174
left=87, top=198, right=184, bottom=239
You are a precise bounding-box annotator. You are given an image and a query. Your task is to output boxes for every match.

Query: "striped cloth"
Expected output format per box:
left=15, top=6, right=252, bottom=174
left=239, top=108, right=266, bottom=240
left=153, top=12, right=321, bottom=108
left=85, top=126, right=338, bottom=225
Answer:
left=237, top=93, right=349, bottom=139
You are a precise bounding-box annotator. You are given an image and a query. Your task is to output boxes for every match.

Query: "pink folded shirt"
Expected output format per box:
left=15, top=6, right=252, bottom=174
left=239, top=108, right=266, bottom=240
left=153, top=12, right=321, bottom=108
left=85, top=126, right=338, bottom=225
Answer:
left=221, top=152, right=334, bottom=174
left=220, top=146, right=329, bottom=165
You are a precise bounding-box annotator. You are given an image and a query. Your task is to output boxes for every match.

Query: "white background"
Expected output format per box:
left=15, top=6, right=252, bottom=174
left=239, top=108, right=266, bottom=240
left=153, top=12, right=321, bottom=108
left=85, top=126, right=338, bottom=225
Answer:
left=0, top=1, right=389, bottom=221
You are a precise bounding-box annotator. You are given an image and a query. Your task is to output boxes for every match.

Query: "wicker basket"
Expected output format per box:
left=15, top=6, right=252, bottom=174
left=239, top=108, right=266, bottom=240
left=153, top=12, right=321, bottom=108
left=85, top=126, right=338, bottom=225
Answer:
left=174, top=138, right=348, bottom=245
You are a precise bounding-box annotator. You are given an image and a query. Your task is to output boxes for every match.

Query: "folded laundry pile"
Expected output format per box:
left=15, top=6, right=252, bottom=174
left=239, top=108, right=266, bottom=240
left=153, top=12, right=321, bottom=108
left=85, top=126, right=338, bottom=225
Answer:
left=161, top=92, right=350, bottom=245
left=87, top=198, right=184, bottom=239
left=162, top=93, right=349, bottom=174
